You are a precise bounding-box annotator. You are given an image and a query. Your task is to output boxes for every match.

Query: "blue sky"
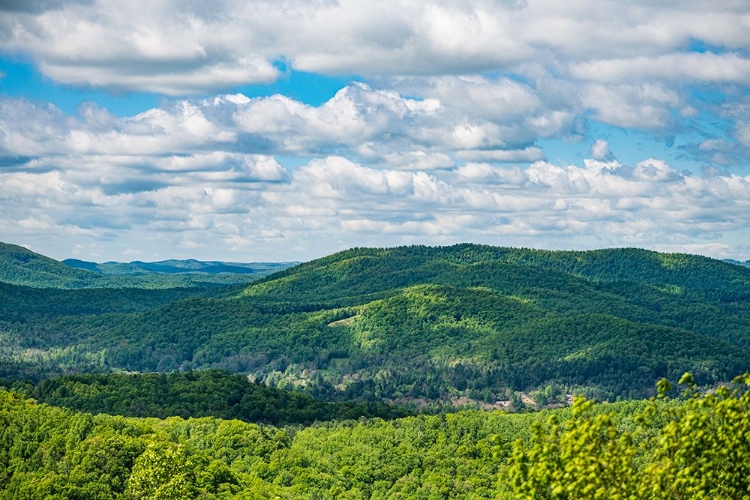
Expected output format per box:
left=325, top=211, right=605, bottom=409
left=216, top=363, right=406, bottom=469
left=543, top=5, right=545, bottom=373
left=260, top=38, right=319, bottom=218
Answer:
left=0, top=1, right=748, bottom=262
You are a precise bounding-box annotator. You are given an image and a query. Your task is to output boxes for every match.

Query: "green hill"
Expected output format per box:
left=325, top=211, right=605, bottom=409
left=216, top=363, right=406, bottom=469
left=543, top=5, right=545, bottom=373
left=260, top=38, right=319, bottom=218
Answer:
left=0, top=242, right=100, bottom=288
left=1, top=244, right=749, bottom=403
left=31, top=370, right=411, bottom=425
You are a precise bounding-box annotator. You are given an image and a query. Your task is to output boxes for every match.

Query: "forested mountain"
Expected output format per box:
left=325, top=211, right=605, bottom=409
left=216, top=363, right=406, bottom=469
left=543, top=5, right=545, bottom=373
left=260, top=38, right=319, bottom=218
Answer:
left=0, top=242, right=99, bottom=288
left=1, top=243, right=748, bottom=404
left=2, top=243, right=750, bottom=497
left=0, top=242, right=295, bottom=288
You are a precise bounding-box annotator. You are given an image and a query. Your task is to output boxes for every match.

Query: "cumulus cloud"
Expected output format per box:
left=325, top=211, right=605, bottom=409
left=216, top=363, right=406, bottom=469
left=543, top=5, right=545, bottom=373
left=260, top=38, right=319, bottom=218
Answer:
left=0, top=82, right=569, bottom=169
left=1, top=0, right=748, bottom=167
left=570, top=52, right=750, bottom=85
left=580, top=83, right=686, bottom=130
left=2, top=125, right=749, bottom=261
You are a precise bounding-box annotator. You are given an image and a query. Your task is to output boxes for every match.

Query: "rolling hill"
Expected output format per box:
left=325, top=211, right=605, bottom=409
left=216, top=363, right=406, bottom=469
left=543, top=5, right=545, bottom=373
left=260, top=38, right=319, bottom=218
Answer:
left=1, top=243, right=748, bottom=404
left=0, top=242, right=99, bottom=288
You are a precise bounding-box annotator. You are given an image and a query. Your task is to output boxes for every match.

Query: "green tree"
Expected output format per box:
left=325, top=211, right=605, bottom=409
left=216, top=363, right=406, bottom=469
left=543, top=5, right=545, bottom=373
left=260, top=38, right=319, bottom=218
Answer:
left=504, top=373, right=750, bottom=499
left=125, top=442, right=196, bottom=500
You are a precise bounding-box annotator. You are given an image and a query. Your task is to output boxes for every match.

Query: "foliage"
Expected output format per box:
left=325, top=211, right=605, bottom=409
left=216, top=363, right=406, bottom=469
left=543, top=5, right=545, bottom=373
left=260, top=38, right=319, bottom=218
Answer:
left=504, top=373, right=750, bottom=499
left=0, top=386, right=542, bottom=499
left=34, top=370, right=412, bottom=425
left=2, top=374, right=749, bottom=498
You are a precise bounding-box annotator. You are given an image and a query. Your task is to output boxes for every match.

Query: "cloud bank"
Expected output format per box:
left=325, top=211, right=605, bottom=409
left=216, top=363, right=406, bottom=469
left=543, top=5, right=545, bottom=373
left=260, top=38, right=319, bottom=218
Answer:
left=0, top=90, right=748, bottom=261
left=1, top=0, right=749, bottom=260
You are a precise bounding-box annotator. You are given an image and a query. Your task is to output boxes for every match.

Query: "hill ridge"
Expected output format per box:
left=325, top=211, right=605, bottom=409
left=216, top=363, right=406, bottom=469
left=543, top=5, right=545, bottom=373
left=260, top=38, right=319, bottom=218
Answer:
left=1, top=242, right=748, bottom=404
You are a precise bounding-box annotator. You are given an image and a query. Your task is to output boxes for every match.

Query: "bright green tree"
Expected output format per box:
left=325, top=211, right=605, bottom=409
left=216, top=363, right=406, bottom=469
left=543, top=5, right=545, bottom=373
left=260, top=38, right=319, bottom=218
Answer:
left=125, top=442, right=196, bottom=500
left=504, top=373, right=750, bottom=499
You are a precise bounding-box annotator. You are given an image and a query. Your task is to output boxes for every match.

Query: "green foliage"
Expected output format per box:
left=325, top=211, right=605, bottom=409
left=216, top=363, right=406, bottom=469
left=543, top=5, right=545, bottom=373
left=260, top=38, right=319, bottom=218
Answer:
left=34, top=371, right=412, bottom=425
left=125, top=442, right=198, bottom=500
left=506, top=398, right=643, bottom=499
left=3, top=375, right=749, bottom=499
left=0, top=386, right=541, bottom=499
left=504, top=373, right=750, bottom=499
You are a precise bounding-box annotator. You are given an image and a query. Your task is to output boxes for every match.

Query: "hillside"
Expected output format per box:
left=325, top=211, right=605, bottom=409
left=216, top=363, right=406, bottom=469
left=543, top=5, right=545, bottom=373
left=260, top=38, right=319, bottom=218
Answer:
left=1, top=243, right=749, bottom=403
left=0, top=242, right=100, bottom=288
left=0, top=242, right=295, bottom=288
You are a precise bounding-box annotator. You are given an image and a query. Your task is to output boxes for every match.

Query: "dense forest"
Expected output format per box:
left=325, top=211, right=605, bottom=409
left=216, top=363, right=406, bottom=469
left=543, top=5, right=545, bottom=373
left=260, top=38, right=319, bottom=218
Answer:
left=2, top=241, right=750, bottom=497
left=1, top=242, right=748, bottom=404
left=31, top=370, right=412, bottom=425
left=0, top=374, right=748, bottom=498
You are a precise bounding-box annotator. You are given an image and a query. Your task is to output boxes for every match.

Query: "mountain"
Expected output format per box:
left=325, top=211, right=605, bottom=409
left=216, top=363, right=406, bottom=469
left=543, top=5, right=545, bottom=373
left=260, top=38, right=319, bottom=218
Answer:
left=63, top=258, right=297, bottom=276
left=0, top=242, right=100, bottom=288
left=0, top=242, right=296, bottom=288
left=1, top=243, right=749, bottom=403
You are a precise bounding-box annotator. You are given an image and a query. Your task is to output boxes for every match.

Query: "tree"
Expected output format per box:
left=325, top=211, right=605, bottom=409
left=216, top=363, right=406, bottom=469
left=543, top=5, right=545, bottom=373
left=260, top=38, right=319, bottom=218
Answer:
left=504, top=373, right=750, bottom=499
left=125, top=442, right=196, bottom=500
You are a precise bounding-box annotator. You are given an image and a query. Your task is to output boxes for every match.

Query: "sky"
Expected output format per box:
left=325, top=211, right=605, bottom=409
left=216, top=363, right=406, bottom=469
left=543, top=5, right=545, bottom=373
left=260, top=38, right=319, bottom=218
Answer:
left=0, top=0, right=749, bottom=263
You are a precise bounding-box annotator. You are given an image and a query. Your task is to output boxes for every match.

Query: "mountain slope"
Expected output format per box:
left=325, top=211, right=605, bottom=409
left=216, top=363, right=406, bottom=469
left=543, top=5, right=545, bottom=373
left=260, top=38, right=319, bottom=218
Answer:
left=0, top=242, right=100, bottom=288
left=243, top=245, right=750, bottom=302
left=1, top=243, right=748, bottom=403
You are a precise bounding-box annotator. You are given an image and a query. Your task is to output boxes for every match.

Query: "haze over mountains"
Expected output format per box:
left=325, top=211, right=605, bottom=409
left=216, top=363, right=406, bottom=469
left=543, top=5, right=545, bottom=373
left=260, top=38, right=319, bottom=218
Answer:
left=62, top=258, right=298, bottom=277
left=1, top=241, right=748, bottom=406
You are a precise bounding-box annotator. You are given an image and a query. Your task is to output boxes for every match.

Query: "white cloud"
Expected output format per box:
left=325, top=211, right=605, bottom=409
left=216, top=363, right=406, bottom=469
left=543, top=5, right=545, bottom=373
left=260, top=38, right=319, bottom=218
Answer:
left=4, top=139, right=749, bottom=261
left=570, top=52, right=750, bottom=85
left=0, top=82, right=570, bottom=170
left=456, top=147, right=545, bottom=163
left=2, top=1, right=750, bottom=261
left=581, top=83, right=683, bottom=130
left=633, top=159, right=679, bottom=182
left=590, top=139, right=612, bottom=161
left=2, top=0, right=748, bottom=164
left=735, top=122, right=750, bottom=149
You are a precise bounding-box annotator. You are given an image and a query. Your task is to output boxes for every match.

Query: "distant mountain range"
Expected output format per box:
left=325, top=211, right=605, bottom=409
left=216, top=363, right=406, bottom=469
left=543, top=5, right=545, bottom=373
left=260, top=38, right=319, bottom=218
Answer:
left=1, top=242, right=749, bottom=405
left=0, top=242, right=297, bottom=288
left=725, top=259, right=750, bottom=267
left=62, top=257, right=297, bottom=276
